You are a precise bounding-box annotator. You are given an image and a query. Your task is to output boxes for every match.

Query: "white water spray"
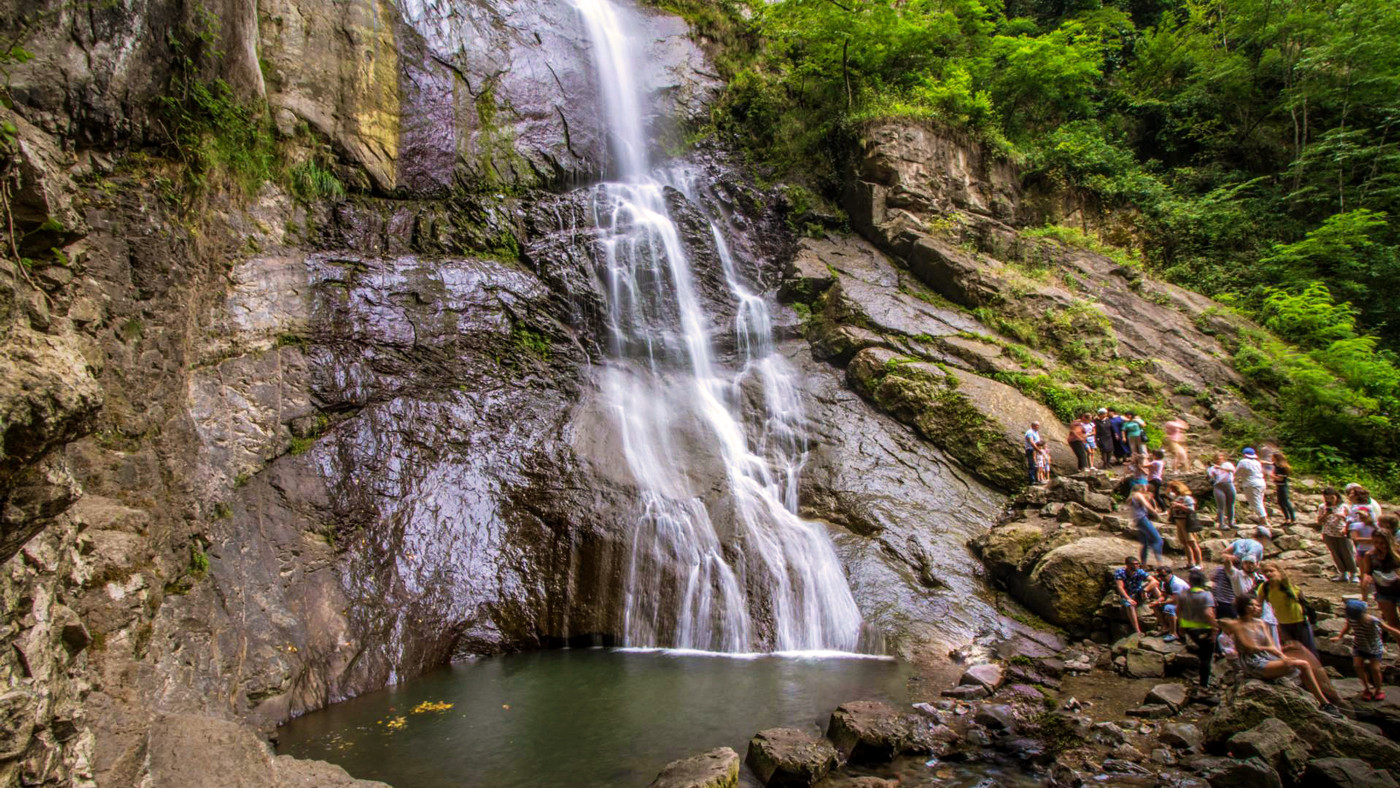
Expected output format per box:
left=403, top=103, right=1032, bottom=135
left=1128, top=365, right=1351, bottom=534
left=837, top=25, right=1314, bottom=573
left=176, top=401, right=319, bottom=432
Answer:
left=573, top=0, right=863, bottom=652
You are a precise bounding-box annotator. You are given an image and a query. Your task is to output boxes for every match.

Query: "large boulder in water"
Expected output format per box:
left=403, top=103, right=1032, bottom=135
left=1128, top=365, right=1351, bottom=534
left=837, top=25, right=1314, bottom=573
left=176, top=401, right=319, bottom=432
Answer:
left=1203, top=680, right=1400, bottom=772
left=846, top=347, right=1071, bottom=489
left=648, top=747, right=740, bottom=788
left=745, top=728, right=839, bottom=787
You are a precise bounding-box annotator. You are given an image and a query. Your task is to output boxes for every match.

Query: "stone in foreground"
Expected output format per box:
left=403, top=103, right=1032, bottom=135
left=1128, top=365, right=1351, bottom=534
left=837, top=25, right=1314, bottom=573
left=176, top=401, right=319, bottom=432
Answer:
left=745, top=728, right=839, bottom=788
left=649, top=747, right=740, bottom=788
left=1145, top=683, right=1189, bottom=712
left=826, top=701, right=928, bottom=764
left=1303, top=758, right=1400, bottom=788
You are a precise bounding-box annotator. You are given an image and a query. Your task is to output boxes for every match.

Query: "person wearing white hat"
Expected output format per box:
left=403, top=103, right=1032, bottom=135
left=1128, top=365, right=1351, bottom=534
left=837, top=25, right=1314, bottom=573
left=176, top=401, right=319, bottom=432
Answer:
left=1235, top=447, right=1270, bottom=527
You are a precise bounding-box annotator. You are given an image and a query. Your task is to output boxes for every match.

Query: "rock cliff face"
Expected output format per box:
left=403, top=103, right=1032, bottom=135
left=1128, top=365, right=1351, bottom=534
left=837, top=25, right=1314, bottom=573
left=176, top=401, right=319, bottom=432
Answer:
left=0, top=2, right=1280, bottom=787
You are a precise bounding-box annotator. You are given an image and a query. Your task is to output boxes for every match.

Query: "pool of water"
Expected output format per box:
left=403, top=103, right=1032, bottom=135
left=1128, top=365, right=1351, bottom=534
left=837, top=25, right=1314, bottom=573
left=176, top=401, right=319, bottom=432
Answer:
left=277, top=648, right=921, bottom=787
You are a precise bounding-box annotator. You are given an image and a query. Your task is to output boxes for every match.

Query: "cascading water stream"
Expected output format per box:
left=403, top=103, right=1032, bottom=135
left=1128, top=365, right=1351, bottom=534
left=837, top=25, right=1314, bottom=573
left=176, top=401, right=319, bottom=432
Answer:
left=572, top=0, right=863, bottom=652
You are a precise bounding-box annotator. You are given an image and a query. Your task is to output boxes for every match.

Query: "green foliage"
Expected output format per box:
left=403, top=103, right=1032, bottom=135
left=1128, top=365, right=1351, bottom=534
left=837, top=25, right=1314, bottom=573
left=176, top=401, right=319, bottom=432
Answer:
left=188, top=544, right=210, bottom=578
left=287, top=161, right=345, bottom=202
left=513, top=326, right=552, bottom=360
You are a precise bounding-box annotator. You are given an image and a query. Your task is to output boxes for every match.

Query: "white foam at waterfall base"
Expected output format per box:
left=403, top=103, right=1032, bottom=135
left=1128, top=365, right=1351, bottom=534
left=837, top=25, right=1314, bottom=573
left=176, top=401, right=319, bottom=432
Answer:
left=572, top=0, right=864, bottom=653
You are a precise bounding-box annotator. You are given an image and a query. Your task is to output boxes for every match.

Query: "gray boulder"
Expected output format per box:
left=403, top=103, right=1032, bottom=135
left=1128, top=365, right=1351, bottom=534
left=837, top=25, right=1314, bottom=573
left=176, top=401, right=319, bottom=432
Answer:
left=1228, top=719, right=1308, bottom=781
left=745, top=728, right=838, bottom=788
left=649, top=747, right=740, bottom=788
left=1303, top=758, right=1400, bottom=788
left=826, top=701, right=930, bottom=763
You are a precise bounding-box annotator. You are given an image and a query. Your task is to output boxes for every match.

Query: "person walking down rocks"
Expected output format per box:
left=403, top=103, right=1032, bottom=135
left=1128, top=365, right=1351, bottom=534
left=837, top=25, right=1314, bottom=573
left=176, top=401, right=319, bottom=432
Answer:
left=1122, top=412, right=1146, bottom=456
left=1235, top=448, right=1270, bottom=527
left=1208, top=454, right=1237, bottom=530
left=1024, top=421, right=1042, bottom=486
left=1147, top=449, right=1166, bottom=509
left=1270, top=451, right=1297, bottom=525
left=1318, top=486, right=1358, bottom=583
left=1361, top=529, right=1400, bottom=632
left=1225, top=594, right=1341, bottom=715
left=1167, top=480, right=1204, bottom=569
left=1114, top=556, right=1155, bottom=635
left=1068, top=414, right=1091, bottom=472
left=1163, top=417, right=1189, bottom=472
left=1333, top=599, right=1400, bottom=702
left=1175, top=569, right=1217, bottom=691
left=1130, top=479, right=1165, bottom=566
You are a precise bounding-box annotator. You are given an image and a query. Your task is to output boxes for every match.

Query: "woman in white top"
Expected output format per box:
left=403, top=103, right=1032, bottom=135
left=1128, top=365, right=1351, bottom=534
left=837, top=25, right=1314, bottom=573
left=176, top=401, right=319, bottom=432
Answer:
left=1208, top=453, right=1237, bottom=529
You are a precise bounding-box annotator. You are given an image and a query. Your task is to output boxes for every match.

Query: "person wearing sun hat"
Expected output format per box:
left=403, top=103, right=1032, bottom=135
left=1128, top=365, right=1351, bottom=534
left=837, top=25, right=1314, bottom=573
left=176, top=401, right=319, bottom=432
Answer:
left=1332, top=598, right=1400, bottom=701
left=1235, top=447, right=1270, bottom=527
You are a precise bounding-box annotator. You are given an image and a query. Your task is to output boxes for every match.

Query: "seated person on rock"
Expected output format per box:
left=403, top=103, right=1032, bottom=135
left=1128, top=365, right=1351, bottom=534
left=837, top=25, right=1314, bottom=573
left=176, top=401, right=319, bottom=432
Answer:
left=1114, top=557, right=1157, bottom=635
left=1148, top=565, right=1188, bottom=642
left=1223, top=593, right=1341, bottom=716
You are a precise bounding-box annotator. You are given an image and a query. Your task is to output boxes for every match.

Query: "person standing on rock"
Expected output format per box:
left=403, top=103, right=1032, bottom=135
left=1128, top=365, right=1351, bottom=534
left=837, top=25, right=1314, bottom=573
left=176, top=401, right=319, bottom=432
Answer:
left=1360, top=530, right=1400, bottom=632
left=1108, top=409, right=1127, bottom=465
left=1035, top=440, right=1052, bottom=484
left=1094, top=409, right=1113, bottom=468
left=1332, top=599, right=1400, bottom=702
left=1122, top=412, right=1146, bottom=456
left=1269, top=452, right=1297, bottom=525
left=1147, top=449, right=1167, bottom=509
left=1068, top=415, right=1090, bottom=472
left=1114, top=556, right=1154, bottom=635
left=1350, top=504, right=1378, bottom=584
left=1163, top=416, right=1189, bottom=472
left=1259, top=562, right=1317, bottom=655
left=1175, top=569, right=1218, bottom=691
left=1208, top=454, right=1236, bottom=529
left=1210, top=556, right=1244, bottom=622
left=1024, top=421, right=1043, bottom=486
left=1318, top=487, right=1358, bottom=582
left=1167, top=480, right=1204, bottom=569
left=1226, top=593, right=1341, bottom=715
left=1235, top=448, right=1270, bottom=528
left=1130, top=479, right=1166, bottom=566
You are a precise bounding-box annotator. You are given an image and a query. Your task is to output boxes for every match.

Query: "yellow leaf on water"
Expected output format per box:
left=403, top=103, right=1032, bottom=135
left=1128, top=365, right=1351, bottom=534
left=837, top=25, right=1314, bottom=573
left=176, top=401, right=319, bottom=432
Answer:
left=411, top=701, right=454, bottom=713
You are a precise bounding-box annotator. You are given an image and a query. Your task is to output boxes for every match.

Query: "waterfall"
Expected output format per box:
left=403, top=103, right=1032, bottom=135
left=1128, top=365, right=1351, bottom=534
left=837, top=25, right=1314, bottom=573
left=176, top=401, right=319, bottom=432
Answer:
left=573, top=0, right=864, bottom=652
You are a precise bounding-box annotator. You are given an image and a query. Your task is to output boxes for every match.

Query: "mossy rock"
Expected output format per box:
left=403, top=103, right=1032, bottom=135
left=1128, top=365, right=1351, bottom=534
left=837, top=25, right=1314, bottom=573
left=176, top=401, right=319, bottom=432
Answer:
left=847, top=347, right=1071, bottom=489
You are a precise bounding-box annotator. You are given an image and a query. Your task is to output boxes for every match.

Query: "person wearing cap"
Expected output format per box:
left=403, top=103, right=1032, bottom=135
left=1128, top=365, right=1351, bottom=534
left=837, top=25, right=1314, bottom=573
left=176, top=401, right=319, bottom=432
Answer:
left=1024, top=421, right=1042, bottom=486
left=1114, top=556, right=1155, bottom=635
left=1332, top=598, right=1400, bottom=702
left=1225, top=526, right=1271, bottom=565
left=1234, top=448, right=1270, bottom=528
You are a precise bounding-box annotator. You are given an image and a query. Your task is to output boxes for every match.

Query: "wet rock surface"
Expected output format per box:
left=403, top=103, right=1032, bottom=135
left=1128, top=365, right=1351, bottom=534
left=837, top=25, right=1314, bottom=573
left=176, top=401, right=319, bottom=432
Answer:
left=648, top=747, right=740, bottom=788
left=745, top=728, right=839, bottom=787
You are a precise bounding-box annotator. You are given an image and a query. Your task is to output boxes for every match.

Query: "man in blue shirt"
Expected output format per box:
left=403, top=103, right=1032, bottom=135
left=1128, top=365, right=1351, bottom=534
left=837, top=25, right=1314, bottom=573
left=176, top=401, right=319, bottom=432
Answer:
left=1114, top=557, right=1157, bottom=634
left=1225, top=526, right=1271, bottom=564
left=1024, top=421, right=1042, bottom=485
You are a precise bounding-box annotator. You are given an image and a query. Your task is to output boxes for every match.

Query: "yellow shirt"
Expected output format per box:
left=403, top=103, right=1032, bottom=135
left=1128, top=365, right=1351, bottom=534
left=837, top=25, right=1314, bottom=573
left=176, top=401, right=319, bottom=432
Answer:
left=1264, top=583, right=1306, bottom=625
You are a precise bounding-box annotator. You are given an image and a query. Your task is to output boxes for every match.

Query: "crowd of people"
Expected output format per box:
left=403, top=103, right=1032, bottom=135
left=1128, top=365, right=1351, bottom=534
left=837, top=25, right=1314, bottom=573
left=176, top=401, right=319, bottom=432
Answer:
left=1023, top=410, right=1398, bottom=707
